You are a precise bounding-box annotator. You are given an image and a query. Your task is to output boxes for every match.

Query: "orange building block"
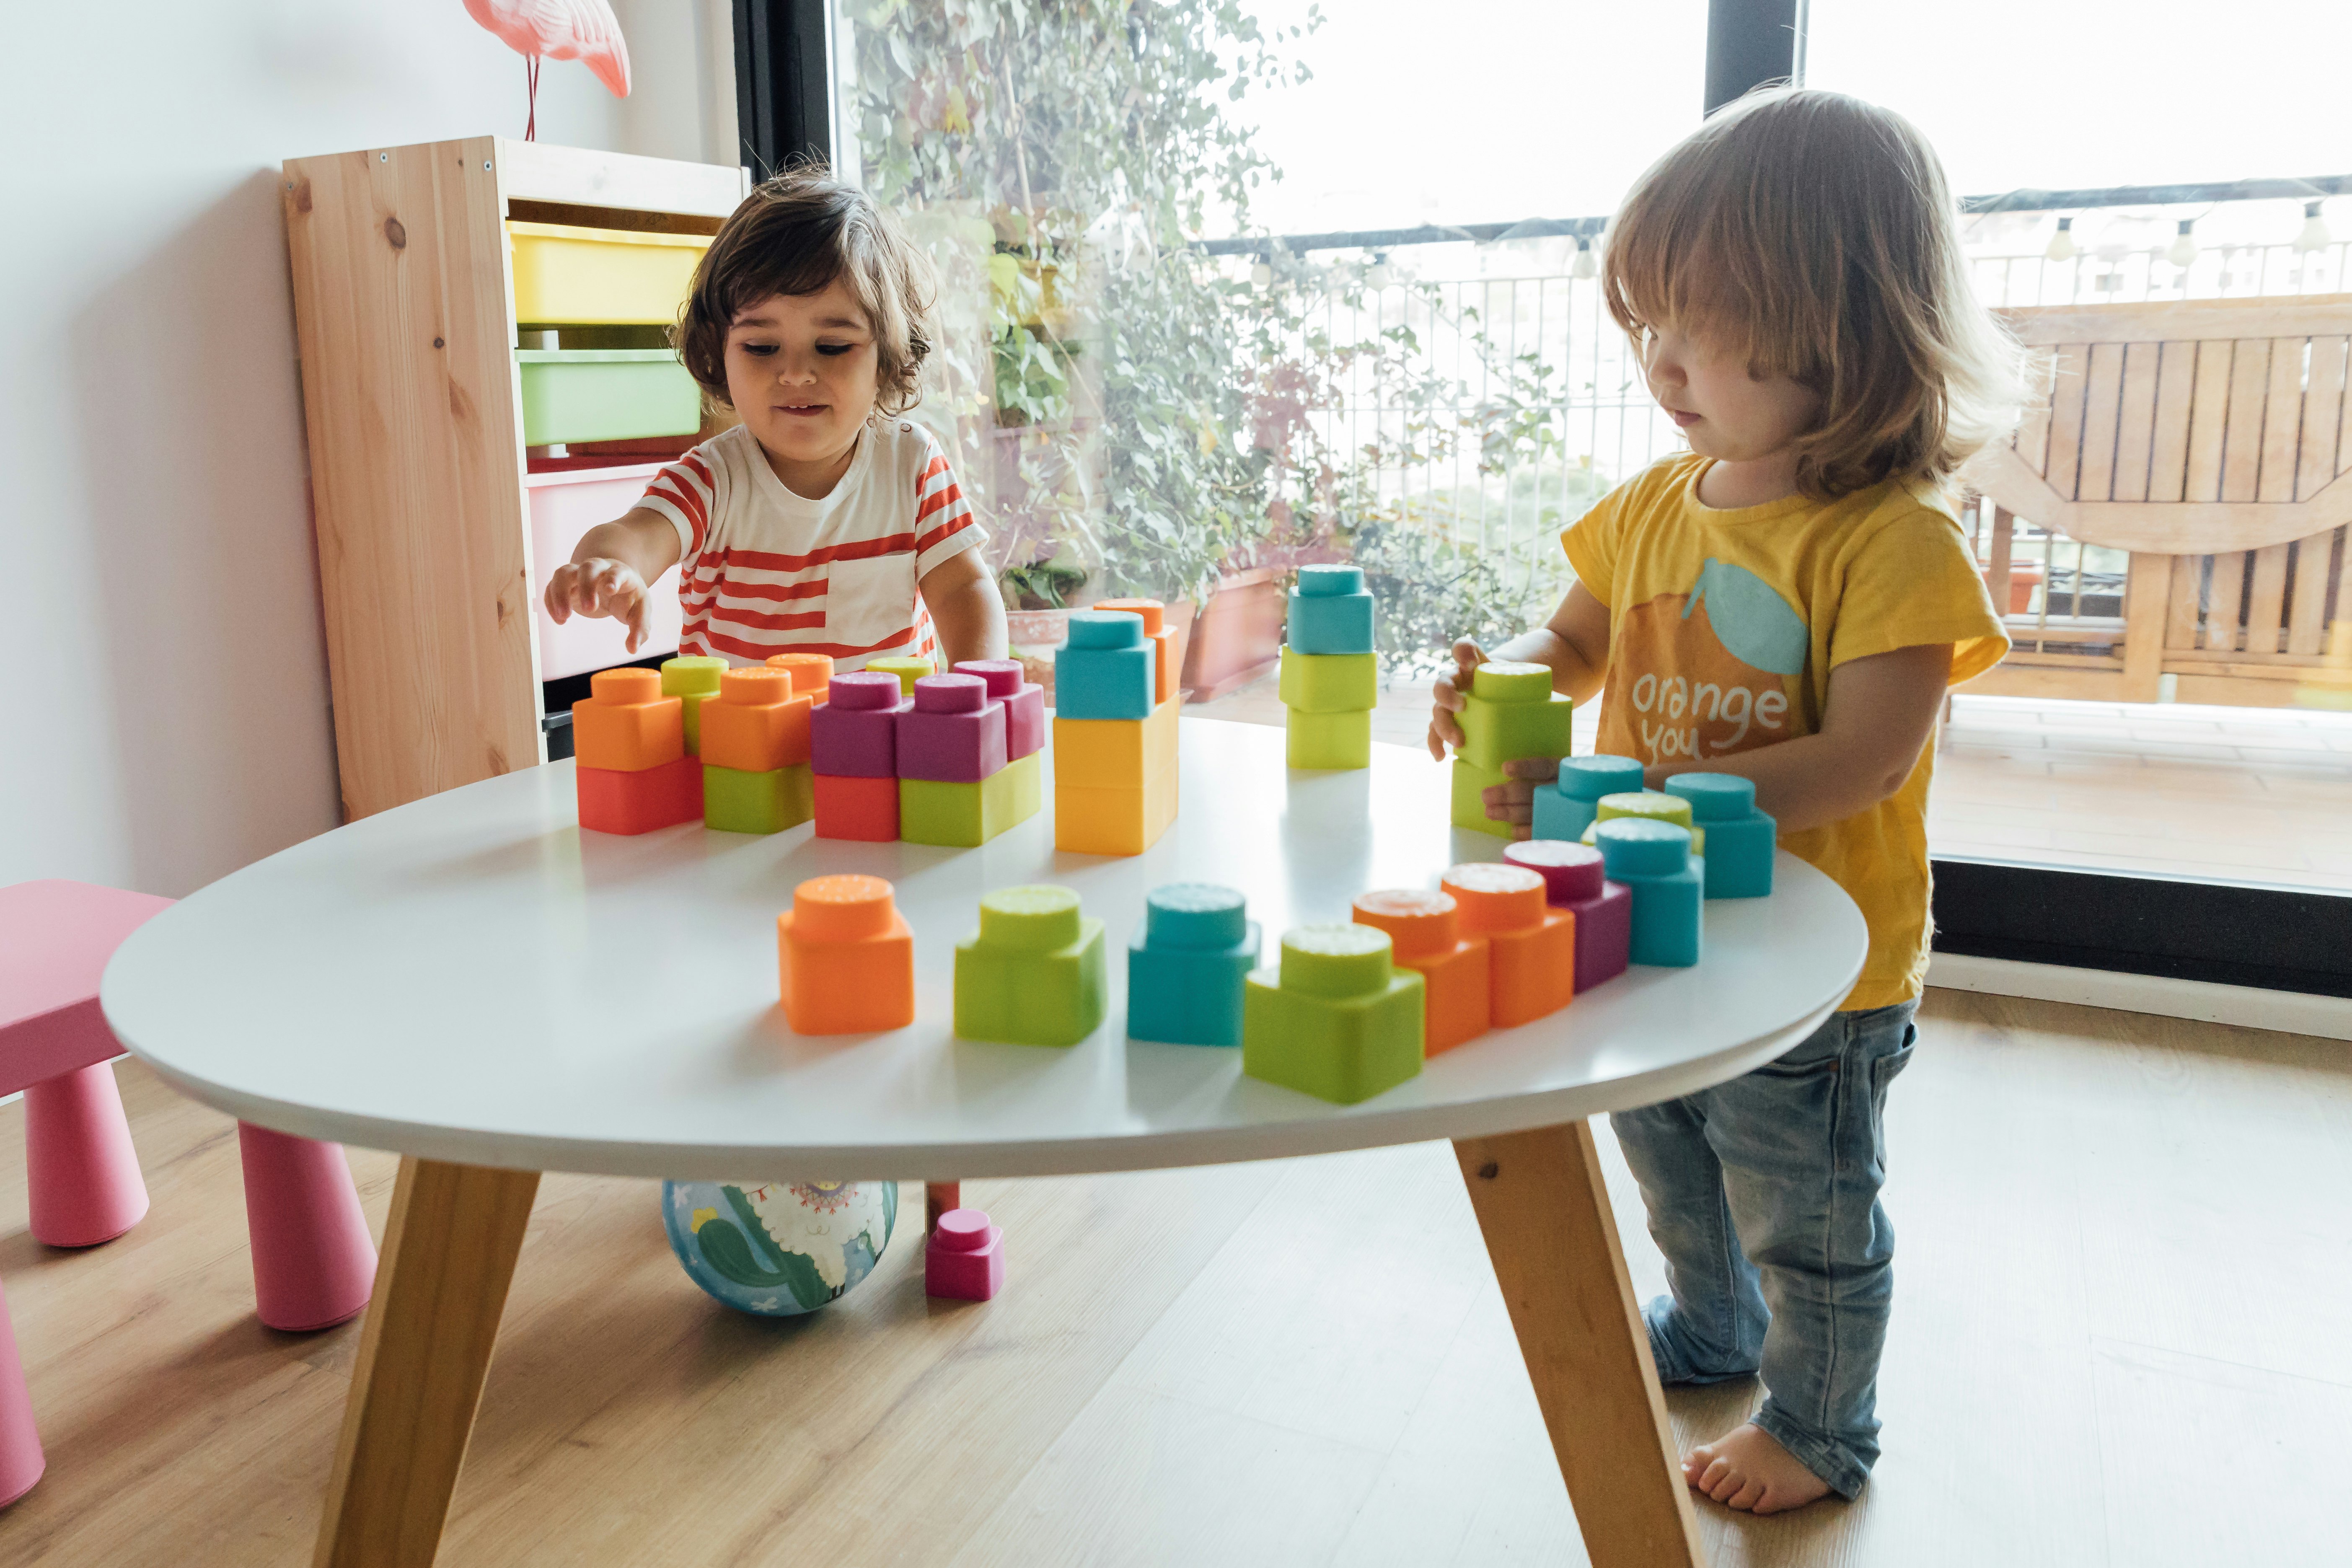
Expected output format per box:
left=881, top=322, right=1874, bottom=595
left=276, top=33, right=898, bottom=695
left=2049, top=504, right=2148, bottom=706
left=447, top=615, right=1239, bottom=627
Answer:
left=813, top=772, right=899, bottom=841
left=1095, top=598, right=1180, bottom=704
left=1441, top=862, right=1576, bottom=1027
left=571, top=667, right=683, bottom=772
left=776, top=874, right=915, bottom=1034
left=577, top=754, right=701, bottom=834
left=701, top=667, right=813, bottom=772
left=764, top=651, right=836, bottom=696
left=1352, top=889, right=1492, bottom=1054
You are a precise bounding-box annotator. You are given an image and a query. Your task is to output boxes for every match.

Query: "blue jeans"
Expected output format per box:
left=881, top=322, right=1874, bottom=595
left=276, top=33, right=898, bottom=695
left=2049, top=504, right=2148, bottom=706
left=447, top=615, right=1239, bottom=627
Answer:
left=1609, top=999, right=1918, bottom=1499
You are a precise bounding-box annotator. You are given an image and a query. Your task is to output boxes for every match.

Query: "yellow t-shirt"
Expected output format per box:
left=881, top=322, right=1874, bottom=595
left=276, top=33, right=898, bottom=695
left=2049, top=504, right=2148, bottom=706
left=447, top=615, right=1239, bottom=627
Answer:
left=1560, top=453, right=2008, bottom=1010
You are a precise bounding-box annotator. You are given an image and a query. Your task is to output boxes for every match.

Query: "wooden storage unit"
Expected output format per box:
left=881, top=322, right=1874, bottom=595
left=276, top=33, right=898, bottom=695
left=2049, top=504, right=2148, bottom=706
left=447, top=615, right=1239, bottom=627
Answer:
left=281, top=137, right=745, bottom=821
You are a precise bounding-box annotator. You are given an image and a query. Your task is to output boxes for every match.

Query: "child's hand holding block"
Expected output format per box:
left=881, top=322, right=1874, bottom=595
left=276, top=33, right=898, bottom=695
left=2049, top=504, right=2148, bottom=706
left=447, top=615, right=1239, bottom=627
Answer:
left=1594, top=819, right=1703, bottom=967
left=1242, top=924, right=1425, bottom=1104
left=1454, top=660, right=1574, bottom=772
left=1126, top=883, right=1260, bottom=1047
left=776, top=874, right=915, bottom=1033
left=955, top=886, right=1108, bottom=1046
left=1664, top=773, right=1775, bottom=898
left=1351, top=890, right=1491, bottom=1054
left=1531, top=754, right=1646, bottom=842
left=1503, top=839, right=1632, bottom=991
left=1440, top=862, right=1576, bottom=1026
left=1286, top=564, right=1375, bottom=655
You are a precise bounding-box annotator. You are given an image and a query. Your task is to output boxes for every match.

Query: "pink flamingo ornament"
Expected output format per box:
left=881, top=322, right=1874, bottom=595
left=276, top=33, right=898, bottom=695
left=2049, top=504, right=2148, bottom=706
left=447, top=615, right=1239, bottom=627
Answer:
left=463, top=0, right=632, bottom=141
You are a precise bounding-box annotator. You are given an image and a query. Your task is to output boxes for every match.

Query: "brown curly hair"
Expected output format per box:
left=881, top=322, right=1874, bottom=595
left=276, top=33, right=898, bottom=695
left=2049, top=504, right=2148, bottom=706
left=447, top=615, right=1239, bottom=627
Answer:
left=674, top=168, right=934, bottom=416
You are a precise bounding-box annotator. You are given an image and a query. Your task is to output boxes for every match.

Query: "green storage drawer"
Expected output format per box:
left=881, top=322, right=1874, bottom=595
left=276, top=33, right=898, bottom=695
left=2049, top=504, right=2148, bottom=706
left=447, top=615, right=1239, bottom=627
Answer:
left=515, top=349, right=701, bottom=446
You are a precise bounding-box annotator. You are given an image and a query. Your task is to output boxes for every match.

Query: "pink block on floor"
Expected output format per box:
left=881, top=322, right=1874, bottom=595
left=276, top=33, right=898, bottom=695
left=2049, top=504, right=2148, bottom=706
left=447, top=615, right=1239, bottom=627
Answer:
left=896, top=675, right=1008, bottom=783
left=0, top=1278, right=41, bottom=1509
left=238, top=1123, right=378, bottom=1332
left=953, top=661, right=1046, bottom=761
left=925, top=1207, right=1004, bottom=1300
left=24, top=1062, right=148, bottom=1247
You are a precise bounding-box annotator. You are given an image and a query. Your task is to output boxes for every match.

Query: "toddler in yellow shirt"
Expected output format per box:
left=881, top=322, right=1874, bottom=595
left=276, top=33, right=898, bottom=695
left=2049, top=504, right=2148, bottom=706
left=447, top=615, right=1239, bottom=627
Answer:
left=1428, top=89, right=2024, bottom=1512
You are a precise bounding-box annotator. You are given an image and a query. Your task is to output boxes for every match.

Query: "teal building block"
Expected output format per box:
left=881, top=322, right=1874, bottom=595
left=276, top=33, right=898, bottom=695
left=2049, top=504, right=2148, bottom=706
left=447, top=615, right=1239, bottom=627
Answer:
left=1286, top=564, right=1375, bottom=655
left=1054, top=611, right=1154, bottom=719
left=1664, top=773, right=1775, bottom=899
left=1450, top=758, right=1513, bottom=839
left=899, top=753, right=1040, bottom=847
left=1277, top=646, right=1378, bottom=713
left=1531, top=754, right=1646, bottom=842
left=1289, top=708, right=1370, bottom=770
left=954, top=885, right=1108, bottom=1046
left=1594, top=818, right=1703, bottom=967
left=1126, top=883, right=1261, bottom=1046
left=703, top=763, right=813, bottom=833
left=1241, top=924, right=1425, bottom=1104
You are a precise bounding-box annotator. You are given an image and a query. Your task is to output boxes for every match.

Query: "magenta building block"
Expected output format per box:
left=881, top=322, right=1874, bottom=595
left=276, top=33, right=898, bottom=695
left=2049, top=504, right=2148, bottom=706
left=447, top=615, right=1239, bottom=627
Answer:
left=238, top=1123, right=379, bottom=1331
left=925, top=1206, right=1005, bottom=1300
left=810, top=671, right=910, bottom=778
left=1503, top=839, right=1605, bottom=905
left=1503, top=838, right=1630, bottom=989
left=897, top=675, right=1009, bottom=784
left=0, top=1278, right=40, bottom=1507
left=954, top=660, right=1046, bottom=760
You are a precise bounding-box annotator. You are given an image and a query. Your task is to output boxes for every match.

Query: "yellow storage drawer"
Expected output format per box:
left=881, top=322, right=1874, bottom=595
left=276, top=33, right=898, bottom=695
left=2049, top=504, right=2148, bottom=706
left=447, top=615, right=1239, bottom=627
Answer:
left=507, top=221, right=713, bottom=325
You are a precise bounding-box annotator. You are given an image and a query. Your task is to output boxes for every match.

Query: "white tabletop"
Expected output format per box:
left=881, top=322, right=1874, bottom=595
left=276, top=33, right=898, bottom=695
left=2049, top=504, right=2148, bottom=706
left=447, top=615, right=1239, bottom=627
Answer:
left=103, top=719, right=1866, bottom=1181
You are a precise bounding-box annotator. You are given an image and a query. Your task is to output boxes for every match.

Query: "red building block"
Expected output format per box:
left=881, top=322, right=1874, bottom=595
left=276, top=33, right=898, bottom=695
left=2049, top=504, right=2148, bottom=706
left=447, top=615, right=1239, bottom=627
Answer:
left=925, top=1207, right=1004, bottom=1300
left=577, top=755, right=702, bottom=834
left=813, top=772, right=900, bottom=841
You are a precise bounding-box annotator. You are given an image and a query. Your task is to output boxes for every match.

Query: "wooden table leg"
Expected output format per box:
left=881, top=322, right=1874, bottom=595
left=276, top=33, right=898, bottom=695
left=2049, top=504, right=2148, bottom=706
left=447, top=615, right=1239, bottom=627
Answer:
left=1455, top=1120, right=1705, bottom=1568
left=924, top=1180, right=961, bottom=1234
left=313, top=1157, right=541, bottom=1568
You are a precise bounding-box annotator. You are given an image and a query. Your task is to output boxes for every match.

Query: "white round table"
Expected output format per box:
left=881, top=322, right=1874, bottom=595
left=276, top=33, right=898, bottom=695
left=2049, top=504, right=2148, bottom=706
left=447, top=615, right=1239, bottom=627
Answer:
left=103, top=718, right=1865, bottom=1568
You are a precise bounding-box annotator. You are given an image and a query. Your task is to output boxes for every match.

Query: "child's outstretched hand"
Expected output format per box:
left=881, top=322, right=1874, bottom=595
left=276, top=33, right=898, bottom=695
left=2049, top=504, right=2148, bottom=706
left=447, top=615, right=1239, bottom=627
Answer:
left=545, top=557, right=652, bottom=654
left=1427, top=639, right=1558, bottom=840
left=1426, top=639, right=1484, bottom=759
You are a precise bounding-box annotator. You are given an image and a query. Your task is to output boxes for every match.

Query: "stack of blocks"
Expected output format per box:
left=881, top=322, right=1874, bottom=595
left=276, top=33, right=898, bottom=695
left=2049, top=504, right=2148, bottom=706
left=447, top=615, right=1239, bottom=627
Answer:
left=1578, top=789, right=1707, bottom=857
left=810, top=660, right=1045, bottom=845
left=1595, top=819, right=1703, bottom=967
left=1054, top=610, right=1179, bottom=856
left=954, top=886, right=1108, bottom=1047
left=1503, top=840, right=1632, bottom=991
left=1530, top=754, right=1645, bottom=842
left=810, top=670, right=911, bottom=841
left=1351, top=890, right=1490, bottom=1054
left=1241, top=924, right=1425, bottom=1104
left=1281, top=565, right=1378, bottom=769
left=572, top=667, right=700, bottom=833
left=1449, top=660, right=1575, bottom=838
left=700, top=666, right=815, bottom=833
left=776, top=874, right=915, bottom=1033
left=1126, top=884, right=1260, bottom=1046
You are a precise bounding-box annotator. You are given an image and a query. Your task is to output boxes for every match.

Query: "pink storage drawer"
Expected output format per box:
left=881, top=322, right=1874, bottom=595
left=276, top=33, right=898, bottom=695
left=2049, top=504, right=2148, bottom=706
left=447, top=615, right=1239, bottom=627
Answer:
left=528, top=463, right=686, bottom=680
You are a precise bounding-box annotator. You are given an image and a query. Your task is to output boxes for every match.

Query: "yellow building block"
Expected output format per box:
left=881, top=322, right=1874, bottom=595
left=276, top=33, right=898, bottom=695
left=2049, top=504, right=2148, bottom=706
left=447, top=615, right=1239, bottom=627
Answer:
left=1053, top=695, right=1180, bottom=789
left=1055, top=762, right=1178, bottom=856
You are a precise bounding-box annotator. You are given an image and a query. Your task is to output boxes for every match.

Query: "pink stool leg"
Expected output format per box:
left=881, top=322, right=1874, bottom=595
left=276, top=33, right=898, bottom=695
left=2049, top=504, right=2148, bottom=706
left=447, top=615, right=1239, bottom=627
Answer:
left=238, top=1124, right=378, bottom=1332
left=24, top=1061, right=148, bottom=1248
left=0, top=1277, right=44, bottom=1508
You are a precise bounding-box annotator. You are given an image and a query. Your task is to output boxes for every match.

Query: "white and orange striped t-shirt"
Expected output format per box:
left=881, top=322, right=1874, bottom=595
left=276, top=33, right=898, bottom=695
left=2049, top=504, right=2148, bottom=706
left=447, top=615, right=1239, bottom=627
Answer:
left=634, top=419, right=985, bottom=669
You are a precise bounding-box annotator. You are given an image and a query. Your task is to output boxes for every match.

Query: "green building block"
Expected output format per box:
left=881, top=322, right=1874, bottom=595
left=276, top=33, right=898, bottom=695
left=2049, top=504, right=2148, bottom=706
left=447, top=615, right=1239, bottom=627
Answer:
left=1450, top=757, right=1514, bottom=839
left=1455, top=660, right=1573, bottom=774
left=955, top=885, right=1108, bottom=1046
left=1276, top=647, right=1379, bottom=714
left=704, top=763, right=813, bottom=833
left=1287, top=707, right=1371, bottom=769
left=662, top=657, right=726, bottom=755
left=1241, top=924, right=1425, bottom=1104
left=866, top=656, right=934, bottom=696
left=899, top=753, right=1041, bottom=846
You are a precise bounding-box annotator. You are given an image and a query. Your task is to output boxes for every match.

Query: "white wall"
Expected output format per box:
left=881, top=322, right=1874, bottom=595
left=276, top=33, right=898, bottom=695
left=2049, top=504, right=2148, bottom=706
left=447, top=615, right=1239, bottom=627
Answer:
left=0, top=0, right=733, bottom=898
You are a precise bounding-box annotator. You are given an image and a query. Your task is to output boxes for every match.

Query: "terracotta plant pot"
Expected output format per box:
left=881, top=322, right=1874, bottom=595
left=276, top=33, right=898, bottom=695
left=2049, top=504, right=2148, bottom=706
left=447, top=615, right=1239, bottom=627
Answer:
left=1181, top=569, right=1287, bottom=702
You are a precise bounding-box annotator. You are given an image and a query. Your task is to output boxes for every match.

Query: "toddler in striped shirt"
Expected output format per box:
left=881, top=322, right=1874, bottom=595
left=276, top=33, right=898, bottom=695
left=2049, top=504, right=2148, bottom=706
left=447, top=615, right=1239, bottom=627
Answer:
left=543, top=169, right=1006, bottom=672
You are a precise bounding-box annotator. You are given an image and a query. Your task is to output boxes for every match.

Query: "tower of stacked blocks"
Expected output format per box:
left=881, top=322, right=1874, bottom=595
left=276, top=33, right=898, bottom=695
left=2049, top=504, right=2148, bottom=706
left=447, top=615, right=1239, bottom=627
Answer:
left=810, top=659, right=1044, bottom=846
left=1280, top=565, right=1378, bottom=769
left=699, top=666, right=815, bottom=833
left=572, top=667, right=700, bottom=833
left=1054, top=606, right=1180, bottom=856
left=1449, top=660, right=1575, bottom=838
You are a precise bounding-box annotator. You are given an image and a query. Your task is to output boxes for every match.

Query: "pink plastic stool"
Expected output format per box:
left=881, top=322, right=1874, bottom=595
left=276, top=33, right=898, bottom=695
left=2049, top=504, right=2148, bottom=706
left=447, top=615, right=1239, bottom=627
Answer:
left=0, top=881, right=382, bottom=1504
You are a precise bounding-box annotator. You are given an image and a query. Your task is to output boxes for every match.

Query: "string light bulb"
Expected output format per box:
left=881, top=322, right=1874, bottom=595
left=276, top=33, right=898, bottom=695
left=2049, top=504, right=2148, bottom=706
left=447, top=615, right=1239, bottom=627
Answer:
left=1572, top=236, right=1597, bottom=280
left=2293, top=200, right=2331, bottom=254
left=2166, top=219, right=2197, bottom=269
left=2045, top=216, right=2077, bottom=262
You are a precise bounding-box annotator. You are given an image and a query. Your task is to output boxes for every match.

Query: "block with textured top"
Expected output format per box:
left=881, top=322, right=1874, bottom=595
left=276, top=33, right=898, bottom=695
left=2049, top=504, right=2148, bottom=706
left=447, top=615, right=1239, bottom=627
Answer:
left=704, top=762, right=813, bottom=834
left=1596, top=819, right=1703, bottom=968
left=1094, top=598, right=1181, bottom=704
left=1505, top=839, right=1633, bottom=992
left=1054, top=695, right=1179, bottom=790
left=1664, top=773, right=1775, bottom=898
left=577, top=753, right=700, bottom=834
left=812, top=771, right=899, bottom=841
left=1579, top=792, right=1705, bottom=857
left=955, top=886, right=1108, bottom=1046
left=1440, top=862, right=1575, bottom=1026
left=1285, top=564, right=1375, bottom=656
left=864, top=656, right=934, bottom=696
left=1530, top=754, right=1646, bottom=842
left=700, top=667, right=812, bottom=773
left=1454, top=660, right=1573, bottom=774
left=763, top=651, right=835, bottom=695
left=661, top=656, right=727, bottom=755
left=1351, top=889, right=1490, bottom=1054
left=899, top=752, right=1039, bottom=847
left=1126, top=883, right=1260, bottom=1047
left=1054, top=611, right=1154, bottom=719
left=1288, top=707, right=1370, bottom=770
left=1449, top=757, right=1513, bottom=839
left=810, top=671, right=910, bottom=777
left=1277, top=646, right=1378, bottom=714
left=776, top=874, right=914, bottom=1033
left=955, top=660, right=1045, bottom=759
left=572, top=667, right=683, bottom=772
left=1242, top=924, right=1424, bottom=1104
left=926, top=1207, right=1004, bottom=1300
left=896, top=674, right=1007, bottom=784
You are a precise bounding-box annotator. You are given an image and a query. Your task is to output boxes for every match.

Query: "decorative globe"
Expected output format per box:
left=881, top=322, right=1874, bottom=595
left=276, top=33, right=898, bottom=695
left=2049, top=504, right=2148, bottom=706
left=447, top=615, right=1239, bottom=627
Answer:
left=662, top=1178, right=897, bottom=1316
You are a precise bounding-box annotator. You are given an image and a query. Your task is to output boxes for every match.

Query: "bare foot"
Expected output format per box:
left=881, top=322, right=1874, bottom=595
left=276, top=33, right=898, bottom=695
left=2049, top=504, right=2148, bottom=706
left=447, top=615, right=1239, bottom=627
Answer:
left=1683, top=1423, right=1833, bottom=1514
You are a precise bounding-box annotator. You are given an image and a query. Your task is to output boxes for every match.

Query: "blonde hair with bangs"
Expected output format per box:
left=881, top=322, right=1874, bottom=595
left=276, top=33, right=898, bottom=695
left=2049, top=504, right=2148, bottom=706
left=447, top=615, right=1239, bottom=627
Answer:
left=1603, top=88, right=2030, bottom=499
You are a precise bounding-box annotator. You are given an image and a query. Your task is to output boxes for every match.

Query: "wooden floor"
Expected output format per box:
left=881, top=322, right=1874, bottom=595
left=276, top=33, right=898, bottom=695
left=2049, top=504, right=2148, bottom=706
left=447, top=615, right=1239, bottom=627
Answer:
left=3, top=991, right=2347, bottom=1566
